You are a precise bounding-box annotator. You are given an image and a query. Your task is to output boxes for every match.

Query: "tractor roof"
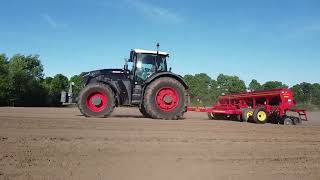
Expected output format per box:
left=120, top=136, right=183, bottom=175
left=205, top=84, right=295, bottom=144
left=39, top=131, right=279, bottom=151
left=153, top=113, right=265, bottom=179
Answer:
left=133, top=49, right=169, bottom=56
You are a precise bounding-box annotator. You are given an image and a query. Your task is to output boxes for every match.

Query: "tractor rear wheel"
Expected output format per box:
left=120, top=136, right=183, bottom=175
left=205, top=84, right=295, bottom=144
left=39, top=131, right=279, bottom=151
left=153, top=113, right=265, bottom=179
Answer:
left=241, top=108, right=254, bottom=122
left=143, top=77, right=187, bottom=120
left=78, top=83, right=115, bottom=118
left=253, top=107, right=268, bottom=124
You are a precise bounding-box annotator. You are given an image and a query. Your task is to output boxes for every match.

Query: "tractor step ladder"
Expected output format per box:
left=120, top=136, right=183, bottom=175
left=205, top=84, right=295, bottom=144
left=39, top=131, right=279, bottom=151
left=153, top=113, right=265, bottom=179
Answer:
left=132, top=85, right=142, bottom=104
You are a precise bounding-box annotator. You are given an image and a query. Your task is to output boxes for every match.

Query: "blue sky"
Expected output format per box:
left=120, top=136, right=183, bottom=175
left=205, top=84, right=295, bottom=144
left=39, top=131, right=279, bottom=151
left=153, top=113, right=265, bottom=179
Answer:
left=1, top=0, right=320, bottom=86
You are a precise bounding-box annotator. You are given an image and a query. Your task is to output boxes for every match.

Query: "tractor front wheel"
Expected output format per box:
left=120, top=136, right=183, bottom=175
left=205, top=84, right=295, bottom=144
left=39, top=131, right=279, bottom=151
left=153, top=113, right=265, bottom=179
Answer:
left=78, top=83, right=115, bottom=118
left=143, top=77, right=187, bottom=120
left=139, top=104, right=151, bottom=118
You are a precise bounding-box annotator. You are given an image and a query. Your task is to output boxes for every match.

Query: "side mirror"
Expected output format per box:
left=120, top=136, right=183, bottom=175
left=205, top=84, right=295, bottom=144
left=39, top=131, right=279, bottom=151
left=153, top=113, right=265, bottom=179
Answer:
left=124, top=58, right=128, bottom=70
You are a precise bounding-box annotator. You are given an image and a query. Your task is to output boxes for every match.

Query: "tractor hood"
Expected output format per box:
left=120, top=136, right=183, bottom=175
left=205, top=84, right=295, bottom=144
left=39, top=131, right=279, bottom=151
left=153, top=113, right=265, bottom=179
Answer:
left=86, top=69, right=125, bottom=77
left=82, top=69, right=126, bottom=84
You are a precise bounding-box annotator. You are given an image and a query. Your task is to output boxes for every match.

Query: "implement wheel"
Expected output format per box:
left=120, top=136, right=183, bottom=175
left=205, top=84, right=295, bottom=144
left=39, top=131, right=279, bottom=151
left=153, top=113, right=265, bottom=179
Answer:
left=253, top=107, right=268, bottom=124
left=143, top=77, right=187, bottom=120
left=207, top=112, right=216, bottom=120
left=233, top=114, right=242, bottom=121
left=210, top=114, right=228, bottom=120
left=78, top=83, right=115, bottom=118
left=283, top=116, right=301, bottom=125
left=207, top=113, right=226, bottom=120
left=241, top=108, right=254, bottom=122
left=292, top=117, right=302, bottom=125
left=283, top=117, right=293, bottom=125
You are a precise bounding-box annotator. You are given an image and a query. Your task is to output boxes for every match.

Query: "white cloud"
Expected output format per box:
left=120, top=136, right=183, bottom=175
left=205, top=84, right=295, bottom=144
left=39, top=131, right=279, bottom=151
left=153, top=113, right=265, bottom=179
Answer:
left=41, top=14, right=67, bottom=29
left=125, top=0, right=183, bottom=23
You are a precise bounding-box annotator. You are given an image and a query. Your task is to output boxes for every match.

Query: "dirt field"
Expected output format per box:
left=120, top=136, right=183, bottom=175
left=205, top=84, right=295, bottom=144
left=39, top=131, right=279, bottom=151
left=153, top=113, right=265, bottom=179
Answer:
left=0, top=107, right=320, bottom=180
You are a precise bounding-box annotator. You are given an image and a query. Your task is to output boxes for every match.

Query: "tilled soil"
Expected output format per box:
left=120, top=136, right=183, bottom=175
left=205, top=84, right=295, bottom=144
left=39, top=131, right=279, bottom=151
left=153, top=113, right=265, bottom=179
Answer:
left=0, top=107, right=320, bottom=180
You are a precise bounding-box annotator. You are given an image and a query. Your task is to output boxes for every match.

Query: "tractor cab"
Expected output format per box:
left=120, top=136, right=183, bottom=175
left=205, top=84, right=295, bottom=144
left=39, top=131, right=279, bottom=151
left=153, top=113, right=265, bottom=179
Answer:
left=127, top=49, right=169, bottom=84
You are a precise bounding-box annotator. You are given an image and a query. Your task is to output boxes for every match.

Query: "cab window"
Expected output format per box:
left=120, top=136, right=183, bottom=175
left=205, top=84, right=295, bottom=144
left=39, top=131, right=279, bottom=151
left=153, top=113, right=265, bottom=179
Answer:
left=135, top=54, right=156, bottom=83
left=134, top=54, right=168, bottom=83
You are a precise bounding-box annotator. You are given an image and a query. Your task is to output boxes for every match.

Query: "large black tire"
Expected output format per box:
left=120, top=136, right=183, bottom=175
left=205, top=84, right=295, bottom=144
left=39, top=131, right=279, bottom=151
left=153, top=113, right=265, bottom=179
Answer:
left=241, top=108, right=254, bottom=122
left=207, top=113, right=225, bottom=120
left=207, top=112, right=216, bottom=120
left=230, top=114, right=242, bottom=121
left=253, top=107, right=268, bottom=124
left=282, top=116, right=301, bottom=125
left=78, top=83, right=115, bottom=118
left=208, top=113, right=228, bottom=120
left=283, top=117, right=294, bottom=125
left=143, top=77, right=187, bottom=120
left=139, top=104, right=151, bottom=118
left=292, top=117, right=302, bottom=125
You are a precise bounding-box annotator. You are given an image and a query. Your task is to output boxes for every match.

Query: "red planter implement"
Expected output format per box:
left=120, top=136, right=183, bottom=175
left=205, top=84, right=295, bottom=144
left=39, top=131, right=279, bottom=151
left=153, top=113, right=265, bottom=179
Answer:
left=187, top=88, right=307, bottom=125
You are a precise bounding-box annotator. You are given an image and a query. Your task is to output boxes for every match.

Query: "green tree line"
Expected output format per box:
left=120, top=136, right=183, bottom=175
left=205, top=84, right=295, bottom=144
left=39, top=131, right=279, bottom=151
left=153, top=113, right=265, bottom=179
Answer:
left=0, top=53, right=319, bottom=110
left=0, top=54, right=82, bottom=106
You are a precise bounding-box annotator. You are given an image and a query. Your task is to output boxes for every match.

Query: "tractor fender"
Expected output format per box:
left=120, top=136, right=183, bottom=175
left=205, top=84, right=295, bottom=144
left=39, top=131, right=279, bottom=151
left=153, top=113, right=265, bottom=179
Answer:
left=144, top=72, right=189, bottom=90
left=85, top=75, right=121, bottom=106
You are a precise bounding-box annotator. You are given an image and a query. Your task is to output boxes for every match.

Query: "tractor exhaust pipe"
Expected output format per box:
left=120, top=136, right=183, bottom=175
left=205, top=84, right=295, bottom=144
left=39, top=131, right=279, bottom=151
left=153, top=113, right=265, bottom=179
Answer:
left=156, top=43, right=160, bottom=55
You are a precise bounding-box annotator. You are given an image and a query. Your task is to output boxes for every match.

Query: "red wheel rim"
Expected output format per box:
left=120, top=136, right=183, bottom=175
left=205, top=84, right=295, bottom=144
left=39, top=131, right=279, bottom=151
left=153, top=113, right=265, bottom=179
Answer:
left=86, top=92, right=108, bottom=112
left=155, top=87, right=179, bottom=112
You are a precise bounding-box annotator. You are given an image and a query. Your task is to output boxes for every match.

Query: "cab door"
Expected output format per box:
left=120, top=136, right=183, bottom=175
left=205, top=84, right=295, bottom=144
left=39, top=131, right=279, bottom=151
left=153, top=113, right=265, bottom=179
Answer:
left=131, top=53, right=156, bottom=104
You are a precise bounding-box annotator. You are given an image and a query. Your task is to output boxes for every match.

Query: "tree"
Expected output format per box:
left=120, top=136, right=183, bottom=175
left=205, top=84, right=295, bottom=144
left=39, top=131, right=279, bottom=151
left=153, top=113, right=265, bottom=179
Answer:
left=184, top=73, right=246, bottom=106
left=49, top=74, right=69, bottom=106
left=248, top=79, right=262, bottom=91
left=208, top=79, right=220, bottom=104
left=0, top=54, right=10, bottom=105
left=217, top=74, right=246, bottom=94
left=262, top=81, right=287, bottom=90
left=291, top=82, right=312, bottom=104
left=311, top=83, right=320, bottom=105
left=184, top=73, right=213, bottom=106
left=9, top=54, right=44, bottom=80
left=291, top=84, right=304, bottom=104
left=292, top=82, right=320, bottom=105
left=70, top=72, right=86, bottom=95
left=42, top=77, right=53, bottom=89
left=8, top=54, right=45, bottom=106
